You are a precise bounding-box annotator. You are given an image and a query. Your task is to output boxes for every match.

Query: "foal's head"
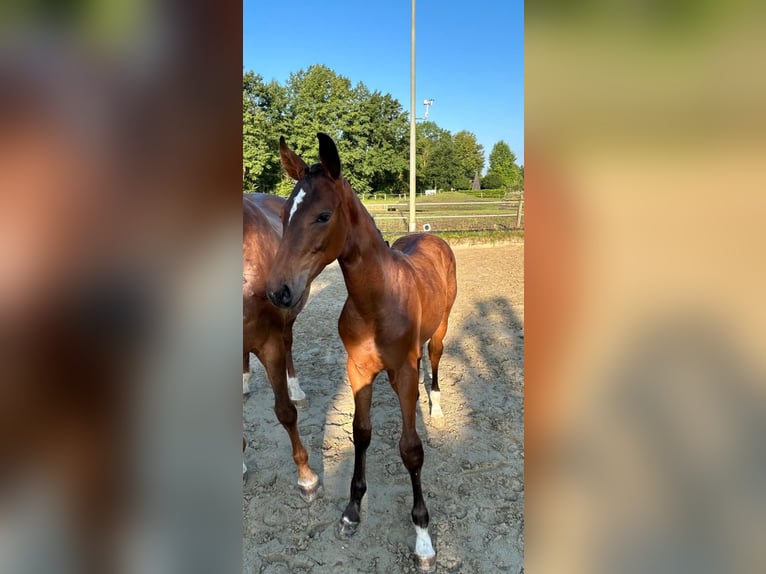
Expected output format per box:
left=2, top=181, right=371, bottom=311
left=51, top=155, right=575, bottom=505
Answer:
left=267, top=133, right=349, bottom=309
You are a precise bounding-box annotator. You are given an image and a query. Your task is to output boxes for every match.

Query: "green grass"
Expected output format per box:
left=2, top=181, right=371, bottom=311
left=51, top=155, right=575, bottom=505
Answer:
left=360, top=191, right=524, bottom=239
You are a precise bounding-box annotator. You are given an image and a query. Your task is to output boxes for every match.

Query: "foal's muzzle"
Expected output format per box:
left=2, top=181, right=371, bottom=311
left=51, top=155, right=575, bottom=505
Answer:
left=268, top=284, right=293, bottom=308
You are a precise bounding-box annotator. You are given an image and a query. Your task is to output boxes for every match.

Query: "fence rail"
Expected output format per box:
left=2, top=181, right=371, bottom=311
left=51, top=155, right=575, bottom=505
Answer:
left=362, top=198, right=524, bottom=234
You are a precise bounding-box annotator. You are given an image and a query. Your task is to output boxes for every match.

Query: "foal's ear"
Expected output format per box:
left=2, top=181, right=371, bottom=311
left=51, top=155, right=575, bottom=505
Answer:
left=279, top=136, right=309, bottom=181
left=317, top=132, right=341, bottom=180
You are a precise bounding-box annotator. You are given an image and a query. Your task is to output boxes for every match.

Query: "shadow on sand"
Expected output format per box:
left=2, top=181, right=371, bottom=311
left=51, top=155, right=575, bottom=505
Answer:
left=243, top=249, right=524, bottom=573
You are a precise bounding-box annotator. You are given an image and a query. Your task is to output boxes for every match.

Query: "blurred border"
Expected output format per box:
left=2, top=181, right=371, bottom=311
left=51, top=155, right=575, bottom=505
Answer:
left=0, top=2, right=242, bottom=573
left=526, top=2, right=766, bottom=573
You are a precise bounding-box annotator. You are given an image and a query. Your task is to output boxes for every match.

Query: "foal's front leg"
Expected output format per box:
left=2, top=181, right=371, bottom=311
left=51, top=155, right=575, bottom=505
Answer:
left=283, top=320, right=307, bottom=407
left=258, top=334, right=320, bottom=501
left=338, top=357, right=376, bottom=537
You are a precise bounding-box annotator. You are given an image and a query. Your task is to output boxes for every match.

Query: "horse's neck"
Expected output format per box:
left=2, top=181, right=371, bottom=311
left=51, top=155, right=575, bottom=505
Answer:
left=338, top=188, right=394, bottom=310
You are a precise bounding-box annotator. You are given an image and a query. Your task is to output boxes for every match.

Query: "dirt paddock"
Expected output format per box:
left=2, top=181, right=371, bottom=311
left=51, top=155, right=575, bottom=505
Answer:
left=243, top=242, right=524, bottom=573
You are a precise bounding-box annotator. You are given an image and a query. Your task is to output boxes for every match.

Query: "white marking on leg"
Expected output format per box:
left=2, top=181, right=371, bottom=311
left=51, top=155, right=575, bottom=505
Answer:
left=242, top=372, right=252, bottom=395
left=287, top=375, right=306, bottom=402
left=288, top=188, right=306, bottom=224
left=242, top=460, right=247, bottom=475
left=414, top=525, right=435, bottom=559
left=298, top=473, right=319, bottom=488
left=429, top=390, right=443, bottom=418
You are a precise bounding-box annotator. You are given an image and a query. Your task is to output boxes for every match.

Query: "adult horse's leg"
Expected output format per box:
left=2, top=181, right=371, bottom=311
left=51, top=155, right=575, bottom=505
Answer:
left=393, top=361, right=436, bottom=571
left=256, top=334, right=320, bottom=501
left=338, top=359, right=376, bottom=537
left=283, top=320, right=307, bottom=407
left=426, top=316, right=450, bottom=420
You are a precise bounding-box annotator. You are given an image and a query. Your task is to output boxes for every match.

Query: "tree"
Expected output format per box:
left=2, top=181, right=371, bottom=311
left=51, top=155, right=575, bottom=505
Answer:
left=480, top=173, right=505, bottom=189
left=342, top=86, right=409, bottom=196
left=411, top=122, right=463, bottom=193
left=242, top=72, right=288, bottom=192
left=242, top=66, right=489, bottom=197
left=483, top=140, right=521, bottom=190
left=453, top=131, right=484, bottom=189
left=282, top=65, right=409, bottom=197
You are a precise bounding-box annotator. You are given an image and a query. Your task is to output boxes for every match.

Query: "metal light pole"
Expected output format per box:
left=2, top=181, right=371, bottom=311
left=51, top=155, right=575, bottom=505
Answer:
left=408, top=0, right=417, bottom=232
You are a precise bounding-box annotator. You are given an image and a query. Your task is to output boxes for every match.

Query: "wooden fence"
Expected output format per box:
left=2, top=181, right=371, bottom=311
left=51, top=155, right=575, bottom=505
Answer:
left=362, top=197, right=524, bottom=234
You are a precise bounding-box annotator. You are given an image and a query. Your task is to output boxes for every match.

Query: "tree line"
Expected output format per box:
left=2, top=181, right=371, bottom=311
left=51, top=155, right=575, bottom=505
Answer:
left=243, top=65, right=522, bottom=196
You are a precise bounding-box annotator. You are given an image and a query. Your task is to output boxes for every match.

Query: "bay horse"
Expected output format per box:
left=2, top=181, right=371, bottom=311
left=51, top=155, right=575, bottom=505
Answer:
left=267, top=133, right=457, bottom=571
left=242, top=193, right=320, bottom=501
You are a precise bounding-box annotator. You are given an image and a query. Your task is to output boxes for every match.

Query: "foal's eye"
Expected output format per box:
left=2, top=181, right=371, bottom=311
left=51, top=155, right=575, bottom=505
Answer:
left=315, top=212, right=331, bottom=223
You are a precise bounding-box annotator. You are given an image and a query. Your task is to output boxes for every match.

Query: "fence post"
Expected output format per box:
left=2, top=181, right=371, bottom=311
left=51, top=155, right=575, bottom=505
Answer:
left=516, top=197, right=524, bottom=228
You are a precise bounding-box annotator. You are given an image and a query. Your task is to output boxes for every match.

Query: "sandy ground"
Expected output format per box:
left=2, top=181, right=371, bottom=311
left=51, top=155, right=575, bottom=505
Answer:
left=243, top=242, right=524, bottom=573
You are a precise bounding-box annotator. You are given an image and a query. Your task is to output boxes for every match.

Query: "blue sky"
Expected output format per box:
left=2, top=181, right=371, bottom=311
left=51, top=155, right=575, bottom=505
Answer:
left=243, top=0, right=524, bottom=171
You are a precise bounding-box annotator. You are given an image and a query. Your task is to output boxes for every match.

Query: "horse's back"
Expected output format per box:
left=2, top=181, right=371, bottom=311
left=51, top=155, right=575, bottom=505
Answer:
left=391, top=233, right=457, bottom=331
left=243, top=193, right=285, bottom=241
left=391, top=233, right=456, bottom=293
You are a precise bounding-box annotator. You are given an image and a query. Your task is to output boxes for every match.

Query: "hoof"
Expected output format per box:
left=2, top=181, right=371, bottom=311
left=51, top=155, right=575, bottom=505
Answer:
left=414, top=525, right=436, bottom=571
left=415, top=553, right=437, bottom=572
left=429, top=391, right=444, bottom=426
left=429, top=410, right=445, bottom=429
left=291, top=397, right=309, bottom=410
left=336, top=516, right=359, bottom=538
left=287, top=376, right=307, bottom=408
left=298, top=479, right=322, bottom=503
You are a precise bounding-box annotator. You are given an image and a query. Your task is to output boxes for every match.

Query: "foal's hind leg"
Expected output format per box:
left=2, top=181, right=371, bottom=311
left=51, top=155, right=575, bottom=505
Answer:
left=426, top=316, right=450, bottom=420
left=257, top=334, right=320, bottom=501
left=338, top=358, right=376, bottom=537
left=283, top=320, right=308, bottom=407
left=393, top=361, right=436, bottom=571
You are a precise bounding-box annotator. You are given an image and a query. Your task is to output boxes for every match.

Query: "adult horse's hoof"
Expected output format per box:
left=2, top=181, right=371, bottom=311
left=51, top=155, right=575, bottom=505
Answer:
left=336, top=516, right=359, bottom=538
left=415, top=553, right=437, bottom=572
left=298, top=479, right=322, bottom=503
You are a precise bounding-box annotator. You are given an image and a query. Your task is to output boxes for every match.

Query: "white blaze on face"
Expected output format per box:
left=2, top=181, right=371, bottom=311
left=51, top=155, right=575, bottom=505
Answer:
left=288, top=187, right=307, bottom=224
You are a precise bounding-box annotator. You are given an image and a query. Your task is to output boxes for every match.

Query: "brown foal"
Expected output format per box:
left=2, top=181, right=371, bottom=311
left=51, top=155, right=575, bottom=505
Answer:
left=267, top=133, right=457, bottom=571
left=242, top=193, right=319, bottom=500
